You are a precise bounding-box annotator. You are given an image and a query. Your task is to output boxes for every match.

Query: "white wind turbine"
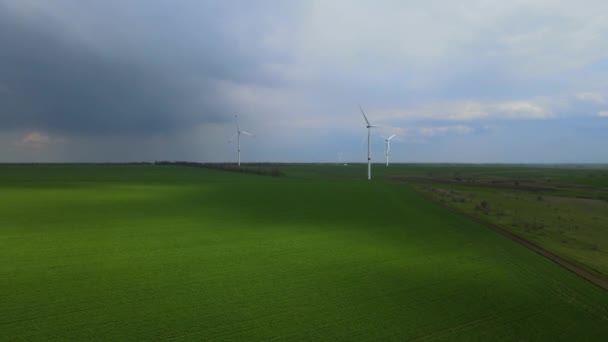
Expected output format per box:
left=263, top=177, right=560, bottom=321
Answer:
left=359, top=105, right=379, bottom=180
left=382, top=134, right=396, bottom=167
left=229, top=115, right=253, bottom=167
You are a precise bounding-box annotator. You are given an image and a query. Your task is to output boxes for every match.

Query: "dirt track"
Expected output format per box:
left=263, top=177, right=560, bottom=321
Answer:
left=413, top=188, right=608, bottom=292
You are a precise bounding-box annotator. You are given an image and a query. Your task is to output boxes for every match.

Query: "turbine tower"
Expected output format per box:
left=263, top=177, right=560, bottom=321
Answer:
left=382, top=134, right=396, bottom=167
left=359, top=105, right=379, bottom=180
left=230, top=115, right=253, bottom=167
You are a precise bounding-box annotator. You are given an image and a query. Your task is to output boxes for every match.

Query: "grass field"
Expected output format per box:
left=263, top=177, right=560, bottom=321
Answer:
left=1, top=164, right=608, bottom=340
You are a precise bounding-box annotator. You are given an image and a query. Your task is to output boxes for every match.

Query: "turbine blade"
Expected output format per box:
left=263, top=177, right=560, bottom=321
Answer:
left=359, top=105, right=371, bottom=126
left=234, top=114, right=240, bottom=131
left=240, top=131, right=253, bottom=136
left=388, top=134, right=396, bottom=140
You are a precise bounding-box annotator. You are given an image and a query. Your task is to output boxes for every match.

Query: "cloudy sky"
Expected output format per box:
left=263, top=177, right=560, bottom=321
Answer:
left=1, top=0, right=607, bottom=163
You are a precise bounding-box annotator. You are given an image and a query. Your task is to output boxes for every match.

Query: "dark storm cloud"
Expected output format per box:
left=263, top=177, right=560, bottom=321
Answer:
left=0, top=9, right=181, bottom=135
left=0, top=1, right=279, bottom=136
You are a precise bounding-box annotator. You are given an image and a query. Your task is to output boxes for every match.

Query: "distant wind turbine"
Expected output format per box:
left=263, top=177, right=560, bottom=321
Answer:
left=382, top=134, right=396, bottom=167
left=359, top=105, right=379, bottom=180
left=229, top=115, right=253, bottom=167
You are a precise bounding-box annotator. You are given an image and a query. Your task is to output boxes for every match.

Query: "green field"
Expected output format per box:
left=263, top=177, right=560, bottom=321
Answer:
left=1, top=164, right=608, bottom=340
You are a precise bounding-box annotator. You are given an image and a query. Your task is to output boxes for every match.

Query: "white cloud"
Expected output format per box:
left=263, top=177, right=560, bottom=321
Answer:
left=377, top=99, right=553, bottom=122
left=418, top=125, right=474, bottom=137
left=17, top=132, right=65, bottom=148
left=259, top=0, right=608, bottom=90
left=438, top=102, right=489, bottom=121
left=22, top=132, right=50, bottom=144
left=577, top=92, right=606, bottom=104
left=598, top=111, right=608, bottom=117
left=491, top=101, right=552, bottom=119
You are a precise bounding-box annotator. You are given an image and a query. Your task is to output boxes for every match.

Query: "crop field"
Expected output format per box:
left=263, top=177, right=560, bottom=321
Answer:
left=2, top=164, right=608, bottom=340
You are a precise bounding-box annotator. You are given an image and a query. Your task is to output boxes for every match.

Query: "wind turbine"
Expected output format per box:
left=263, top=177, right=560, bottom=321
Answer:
left=229, top=115, right=253, bottom=167
left=359, top=105, right=379, bottom=180
left=382, top=134, right=396, bottom=167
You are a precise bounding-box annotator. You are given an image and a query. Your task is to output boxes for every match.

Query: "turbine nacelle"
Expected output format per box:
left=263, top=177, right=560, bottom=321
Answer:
left=383, top=134, right=396, bottom=142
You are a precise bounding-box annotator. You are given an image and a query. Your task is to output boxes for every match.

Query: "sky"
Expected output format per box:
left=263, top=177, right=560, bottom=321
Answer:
left=0, top=0, right=607, bottom=163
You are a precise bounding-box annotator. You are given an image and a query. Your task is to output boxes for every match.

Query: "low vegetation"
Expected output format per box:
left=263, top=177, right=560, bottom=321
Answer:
left=154, top=161, right=285, bottom=177
left=396, top=165, right=608, bottom=276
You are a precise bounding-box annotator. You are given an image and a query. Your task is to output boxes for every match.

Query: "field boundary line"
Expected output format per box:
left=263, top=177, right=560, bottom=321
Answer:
left=406, top=185, right=608, bottom=292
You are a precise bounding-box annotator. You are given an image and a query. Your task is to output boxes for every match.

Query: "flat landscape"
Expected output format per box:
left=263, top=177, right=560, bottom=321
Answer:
left=2, top=164, right=608, bottom=341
